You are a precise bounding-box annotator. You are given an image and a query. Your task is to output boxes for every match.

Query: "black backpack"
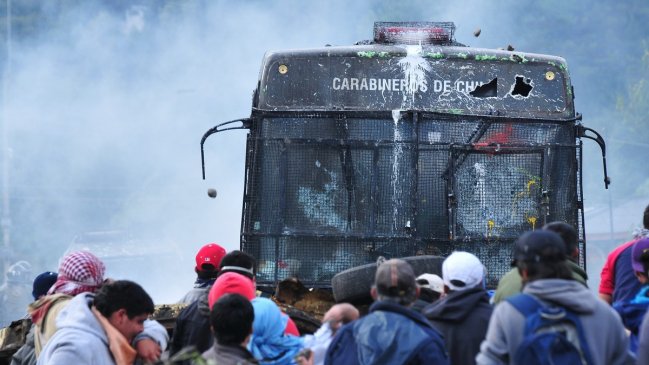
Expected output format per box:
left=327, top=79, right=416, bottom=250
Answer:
left=506, top=293, right=594, bottom=365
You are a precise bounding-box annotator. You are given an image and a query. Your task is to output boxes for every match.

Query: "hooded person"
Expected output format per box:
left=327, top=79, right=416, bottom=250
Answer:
left=178, top=243, right=227, bottom=305
left=37, top=280, right=166, bottom=365
left=492, top=221, right=587, bottom=304
left=12, top=250, right=108, bottom=365
left=208, top=272, right=257, bottom=307
left=613, top=237, right=649, bottom=354
left=11, top=251, right=168, bottom=365
left=476, top=230, right=634, bottom=365
left=423, top=251, right=492, bottom=365
left=47, top=250, right=106, bottom=296
left=248, top=297, right=303, bottom=365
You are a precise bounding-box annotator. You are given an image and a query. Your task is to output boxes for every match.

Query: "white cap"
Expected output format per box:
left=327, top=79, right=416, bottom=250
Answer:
left=416, top=273, right=444, bottom=294
left=442, top=251, right=485, bottom=291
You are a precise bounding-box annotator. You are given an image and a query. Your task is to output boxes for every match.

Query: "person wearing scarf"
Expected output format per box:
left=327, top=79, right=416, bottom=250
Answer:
left=248, top=298, right=303, bottom=365
left=11, top=251, right=168, bottom=365
left=11, top=250, right=107, bottom=365
left=47, top=250, right=106, bottom=296
left=37, top=280, right=161, bottom=365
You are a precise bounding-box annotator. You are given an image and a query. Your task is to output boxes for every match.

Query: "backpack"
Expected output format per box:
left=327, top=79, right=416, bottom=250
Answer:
left=506, top=293, right=594, bottom=365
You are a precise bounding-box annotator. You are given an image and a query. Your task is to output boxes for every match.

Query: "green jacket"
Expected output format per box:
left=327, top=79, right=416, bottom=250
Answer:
left=492, top=259, right=588, bottom=305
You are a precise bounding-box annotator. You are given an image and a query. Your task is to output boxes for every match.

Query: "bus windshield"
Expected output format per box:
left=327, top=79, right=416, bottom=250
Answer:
left=243, top=114, right=578, bottom=286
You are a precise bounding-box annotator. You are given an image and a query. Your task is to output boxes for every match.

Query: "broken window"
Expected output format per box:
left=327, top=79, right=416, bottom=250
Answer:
left=470, top=78, right=497, bottom=98
left=511, top=76, right=533, bottom=97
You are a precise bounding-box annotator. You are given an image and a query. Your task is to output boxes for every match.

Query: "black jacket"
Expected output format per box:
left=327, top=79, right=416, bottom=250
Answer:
left=170, top=291, right=213, bottom=364
left=423, top=287, right=493, bottom=365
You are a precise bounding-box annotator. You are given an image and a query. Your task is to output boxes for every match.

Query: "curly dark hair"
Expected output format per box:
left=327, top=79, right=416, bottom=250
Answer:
left=94, top=280, right=154, bottom=318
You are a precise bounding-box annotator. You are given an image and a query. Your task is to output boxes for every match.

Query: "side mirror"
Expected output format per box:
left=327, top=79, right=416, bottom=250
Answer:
left=200, top=118, right=251, bottom=179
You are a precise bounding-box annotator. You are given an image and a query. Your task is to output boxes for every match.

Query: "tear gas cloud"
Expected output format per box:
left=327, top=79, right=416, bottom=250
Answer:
left=1, top=0, right=646, bottom=303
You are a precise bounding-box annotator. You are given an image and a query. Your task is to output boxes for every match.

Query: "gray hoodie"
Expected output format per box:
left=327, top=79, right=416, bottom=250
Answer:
left=476, top=279, right=635, bottom=365
left=37, top=293, right=168, bottom=365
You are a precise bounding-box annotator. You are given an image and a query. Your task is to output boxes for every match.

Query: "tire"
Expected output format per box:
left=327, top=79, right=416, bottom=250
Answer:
left=331, top=255, right=444, bottom=303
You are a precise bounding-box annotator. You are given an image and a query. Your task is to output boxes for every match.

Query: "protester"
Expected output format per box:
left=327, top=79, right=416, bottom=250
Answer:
left=203, top=293, right=259, bottom=365
left=31, top=272, right=57, bottom=300
left=476, top=230, right=634, bottom=365
left=492, top=221, right=587, bottom=304
left=248, top=297, right=304, bottom=365
left=297, top=303, right=359, bottom=365
left=37, top=280, right=166, bottom=365
left=11, top=251, right=107, bottom=365
left=325, top=259, right=449, bottom=365
left=613, top=237, right=649, bottom=354
left=424, top=251, right=492, bottom=365
left=178, top=243, right=227, bottom=304
left=600, top=204, right=649, bottom=304
left=0, top=260, right=33, bottom=327
left=170, top=250, right=257, bottom=359
left=11, top=251, right=167, bottom=365
left=411, top=273, right=444, bottom=312
left=7, top=271, right=59, bottom=365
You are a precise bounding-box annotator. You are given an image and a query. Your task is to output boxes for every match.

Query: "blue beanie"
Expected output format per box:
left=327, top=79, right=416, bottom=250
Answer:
left=32, top=271, right=58, bottom=300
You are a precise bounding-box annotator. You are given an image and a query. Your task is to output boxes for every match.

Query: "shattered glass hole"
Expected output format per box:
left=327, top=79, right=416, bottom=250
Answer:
left=511, top=76, right=533, bottom=97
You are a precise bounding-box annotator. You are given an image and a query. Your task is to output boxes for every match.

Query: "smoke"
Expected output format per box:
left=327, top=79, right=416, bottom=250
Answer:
left=0, top=0, right=646, bottom=303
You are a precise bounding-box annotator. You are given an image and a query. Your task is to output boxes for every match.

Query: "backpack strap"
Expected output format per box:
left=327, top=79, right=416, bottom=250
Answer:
left=506, top=293, right=543, bottom=317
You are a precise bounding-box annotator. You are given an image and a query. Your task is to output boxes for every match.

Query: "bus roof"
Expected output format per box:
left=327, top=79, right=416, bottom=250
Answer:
left=255, top=45, right=574, bottom=120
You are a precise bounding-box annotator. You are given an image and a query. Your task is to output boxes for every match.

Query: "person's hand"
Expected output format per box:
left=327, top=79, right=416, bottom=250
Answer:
left=295, top=348, right=313, bottom=365
left=322, top=303, right=359, bottom=332
left=135, top=338, right=162, bottom=363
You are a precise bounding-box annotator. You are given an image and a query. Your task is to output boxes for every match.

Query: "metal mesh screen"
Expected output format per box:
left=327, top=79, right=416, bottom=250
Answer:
left=242, top=115, right=581, bottom=288
left=576, top=143, right=585, bottom=268
left=451, top=149, right=544, bottom=240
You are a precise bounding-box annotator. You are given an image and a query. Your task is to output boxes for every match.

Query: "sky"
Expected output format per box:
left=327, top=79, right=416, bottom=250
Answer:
left=0, top=0, right=646, bottom=303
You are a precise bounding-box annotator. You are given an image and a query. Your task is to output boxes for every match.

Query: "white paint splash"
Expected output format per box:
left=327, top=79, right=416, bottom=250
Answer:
left=398, top=45, right=431, bottom=103
left=391, top=110, right=403, bottom=230
left=473, top=162, right=488, bottom=233
left=392, top=109, right=401, bottom=125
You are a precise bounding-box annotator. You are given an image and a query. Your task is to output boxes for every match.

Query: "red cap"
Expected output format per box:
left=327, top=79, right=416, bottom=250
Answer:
left=195, top=243, right=226, bottom=272
left=208, top=272, right=256, bottom=309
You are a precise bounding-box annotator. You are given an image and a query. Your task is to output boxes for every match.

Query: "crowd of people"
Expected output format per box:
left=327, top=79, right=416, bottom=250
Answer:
left=1, top=206, right=649, bottom=364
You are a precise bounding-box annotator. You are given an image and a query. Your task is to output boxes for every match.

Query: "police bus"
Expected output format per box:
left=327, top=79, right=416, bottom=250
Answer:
left=201, top=22, right=608, bottom=295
